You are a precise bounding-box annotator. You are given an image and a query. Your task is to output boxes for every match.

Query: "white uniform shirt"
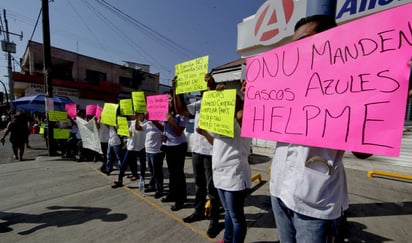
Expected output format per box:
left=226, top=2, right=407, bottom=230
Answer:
left=212, top=120, right=251, bottom=191
left=98, top=122, right=110, bottom=143
left=108, top=126, right=121, bottom=146
left=270, top=143, right=348, bottom=220
left=187, top=100, right=213, bottom=156
left=126, top=120, right=145, bottom=151
left=140, top=120, right=163, bottom=154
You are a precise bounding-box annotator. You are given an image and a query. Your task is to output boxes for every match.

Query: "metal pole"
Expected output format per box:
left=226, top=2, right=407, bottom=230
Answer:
left=306, top=0, right=337, bottom=17
left=42, top=0, right=56, bottom=156
left=3, top=9, right=15, bottom=102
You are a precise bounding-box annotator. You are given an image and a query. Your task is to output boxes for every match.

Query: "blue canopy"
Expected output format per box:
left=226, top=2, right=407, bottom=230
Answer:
left=12, top=94, right=74, bottom=112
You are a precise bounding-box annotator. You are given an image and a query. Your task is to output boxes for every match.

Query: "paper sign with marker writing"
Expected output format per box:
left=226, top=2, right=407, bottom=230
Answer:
left=175, top=56, right=208, bottom=94
left=199, top=89, right=236, bottom=138
left=117, top=116, right=129, bottom=137
left=132, top=91, right=146, bottom=113
left=95, top=105, right=103, bottom=120
left=86, top=104, right=97, bottom=116
left=146, top=94, right=169, bottom=121
left=53, top=128, right=69, bottom=139
left=100, top=103, right=118, bottom=126
left=48, top=111, right=68, bottom=122
left=65, top=103, right=77, bottom=119
left=120, top=99, right=133, bottom=116
left=242, top=4, right=412, bottom=157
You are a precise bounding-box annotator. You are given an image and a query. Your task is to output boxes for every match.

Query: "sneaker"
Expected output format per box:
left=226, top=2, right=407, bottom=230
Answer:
left=111, top=181, right=123, bottom=188
left=154, top=191, right=163, bottom=199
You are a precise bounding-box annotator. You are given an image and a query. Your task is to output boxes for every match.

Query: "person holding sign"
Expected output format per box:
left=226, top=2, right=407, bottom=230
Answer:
left=267, top=15, right=348, bottom=243
left=173, top=73, right=222, bottom=238
left=101, top=124, right=123, bottom=176
left=111, top=112, right=146, bottom=188
left=197, top=85, right=252, bottom=243
left=140, top=115, right=165, bottom=199
left=161, top=91, right=189, bottom=212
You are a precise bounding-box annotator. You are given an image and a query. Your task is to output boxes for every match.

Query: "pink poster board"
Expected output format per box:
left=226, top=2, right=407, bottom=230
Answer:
left=65, top=103, right=77, bottom=119
left=146, top=94, right=169, bottom=121
left=86, top=104, right=97, bottom=116
left=95, top=105, right=103, bottom=120
left=242, top=4, right=412, bottom=157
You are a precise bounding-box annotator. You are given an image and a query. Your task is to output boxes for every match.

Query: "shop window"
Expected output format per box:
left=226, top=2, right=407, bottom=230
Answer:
left=85, top=69, right=107, bottom=85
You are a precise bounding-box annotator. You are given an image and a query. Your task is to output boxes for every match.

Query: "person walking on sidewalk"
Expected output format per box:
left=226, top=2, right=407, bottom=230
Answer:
left=1, top=111, right=29, bottom=161
left=173, top=74, right=222, bottom=238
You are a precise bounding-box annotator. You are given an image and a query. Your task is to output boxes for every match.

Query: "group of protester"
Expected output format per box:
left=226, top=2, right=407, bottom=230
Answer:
left=2, top=14, right=410, bottom=243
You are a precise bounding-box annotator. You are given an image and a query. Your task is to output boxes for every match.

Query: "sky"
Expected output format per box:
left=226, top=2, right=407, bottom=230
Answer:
left=0, top=0, right=266, bottom=91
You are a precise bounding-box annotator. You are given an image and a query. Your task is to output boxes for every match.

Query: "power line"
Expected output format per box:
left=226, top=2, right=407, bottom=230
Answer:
left=29, top=8, right=42, bottom=41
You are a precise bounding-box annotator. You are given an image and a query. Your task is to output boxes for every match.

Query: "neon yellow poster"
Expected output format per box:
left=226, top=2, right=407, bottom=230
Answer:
left=117, top=116, right=130, bottom=137
left=175, top=56, right=208, bottom=94
left=120, top=99, right=133, bottom=116
left=132, top=91, right=146, bottom=113
left=199, top=89, right=236, bottom=138
left=100, top=103, right=119, bottom=126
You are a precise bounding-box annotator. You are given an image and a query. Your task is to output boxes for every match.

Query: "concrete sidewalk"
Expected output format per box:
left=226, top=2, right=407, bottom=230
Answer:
left=0, top=134, right=411, bottom=242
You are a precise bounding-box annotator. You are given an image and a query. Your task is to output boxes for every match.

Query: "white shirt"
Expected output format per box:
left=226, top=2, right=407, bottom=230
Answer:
left=108, top=126, right=121, bottom=146
left=140, top=120, right=163, bottom=154
left=98, top=122, right=110, bottom=143
left=212, top=120, right=251, bottom=191
left=126, top=120, right=145, bottom=151
left=187, top=100, right=213, bottom=156
left=270, top=143, right=348, bottom=220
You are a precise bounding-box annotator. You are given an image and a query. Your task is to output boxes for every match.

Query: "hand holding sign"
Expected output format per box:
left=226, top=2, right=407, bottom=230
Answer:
left=242, top=4, right=412, bottom=157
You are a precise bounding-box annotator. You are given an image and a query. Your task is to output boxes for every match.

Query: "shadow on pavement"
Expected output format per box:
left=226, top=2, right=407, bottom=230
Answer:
left=0, top=206, right=127, bottom=235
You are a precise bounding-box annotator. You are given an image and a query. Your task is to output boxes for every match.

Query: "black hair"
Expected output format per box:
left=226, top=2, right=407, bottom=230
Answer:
left=294, top=14, right=337, bottom=33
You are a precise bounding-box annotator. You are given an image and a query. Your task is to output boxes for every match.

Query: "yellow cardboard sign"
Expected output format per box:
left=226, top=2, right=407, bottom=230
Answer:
left=120, top=99, right=133, bottom=116
left=199, top=89, right=236, bottom=138
left=175, top=56, right=208, bottom=94
left=100, top=103, right=119, bottom=126
left=53, top=128, right=70, bottom=139
left=132, top=91, right=146, bottom=113
left=48, top=111, right=68, bottom=122
left=117, top=116, right=130, bottom=137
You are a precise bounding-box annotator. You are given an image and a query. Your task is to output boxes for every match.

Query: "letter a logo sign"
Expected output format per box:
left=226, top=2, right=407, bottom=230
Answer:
left=254, top=0, right=295, bottom=45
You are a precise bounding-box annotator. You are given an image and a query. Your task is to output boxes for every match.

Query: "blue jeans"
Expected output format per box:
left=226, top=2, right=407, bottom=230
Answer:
left=147, top=152, right=165, bottom=192
left=106, top=144, right=123, bottom=173
left=118, top=150, right=139, bottom=181
left=271, top=196, right=334, bottom=243
left=137, top=148, right=147, bottom=179
left=217, top=188, right=247, bottom=243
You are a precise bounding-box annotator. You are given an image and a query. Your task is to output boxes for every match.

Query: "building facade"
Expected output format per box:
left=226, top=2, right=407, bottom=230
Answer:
left=13, top=41, right=160, bottom=108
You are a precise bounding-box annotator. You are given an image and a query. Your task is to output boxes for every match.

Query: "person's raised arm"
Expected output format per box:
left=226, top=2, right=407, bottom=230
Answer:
left=171, top=76, right=191, bottom=115
left=166, top=113, right=185, bottom=136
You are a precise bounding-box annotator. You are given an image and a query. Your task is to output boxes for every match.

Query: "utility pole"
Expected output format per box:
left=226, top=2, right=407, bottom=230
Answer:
left=42, top=0, right=56, bottom=156
left=1, top=9, right=23, bottom=106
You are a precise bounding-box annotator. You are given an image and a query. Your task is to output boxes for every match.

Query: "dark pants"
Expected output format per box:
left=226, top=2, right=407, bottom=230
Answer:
left=118, top=150, right=139, bottom=181
left=137, top=148, right=147, bottom=179
left=165, top=143, right=187, bottom=204
left=192, top=153, right=220, bottom=220
left=147, top=152, right=165, bottom=192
